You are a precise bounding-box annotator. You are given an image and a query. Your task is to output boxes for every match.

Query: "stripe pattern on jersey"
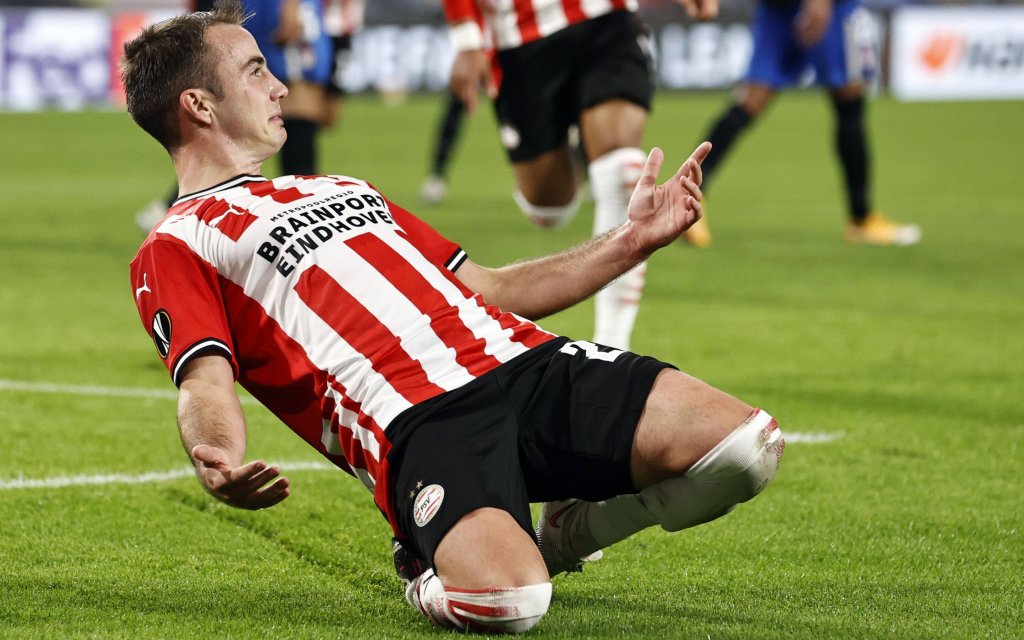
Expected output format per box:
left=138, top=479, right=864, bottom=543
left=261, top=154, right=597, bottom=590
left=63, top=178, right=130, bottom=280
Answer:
left=462, top=0, right=637, bottom=50
left=140, top=174, right=555, bottom=529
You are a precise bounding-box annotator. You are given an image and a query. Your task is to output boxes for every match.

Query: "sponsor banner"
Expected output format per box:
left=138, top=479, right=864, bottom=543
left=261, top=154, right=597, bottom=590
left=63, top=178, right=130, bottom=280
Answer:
left=890, top=6, right=1024, bottom=101
left=1, top=9, right=110, bottom=110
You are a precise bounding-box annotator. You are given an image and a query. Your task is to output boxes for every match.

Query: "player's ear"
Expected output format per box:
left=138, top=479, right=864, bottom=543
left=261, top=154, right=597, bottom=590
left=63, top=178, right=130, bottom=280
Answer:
left=180, top=88, right=215, bottom=127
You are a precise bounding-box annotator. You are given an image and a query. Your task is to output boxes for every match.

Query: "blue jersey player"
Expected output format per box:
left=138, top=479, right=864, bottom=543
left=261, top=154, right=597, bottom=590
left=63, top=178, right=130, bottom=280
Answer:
left=696, top=0, right=920, bottom=246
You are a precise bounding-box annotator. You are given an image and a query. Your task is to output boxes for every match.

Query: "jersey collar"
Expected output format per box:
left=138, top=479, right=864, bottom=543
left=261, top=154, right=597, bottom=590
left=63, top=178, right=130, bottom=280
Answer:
left=173, top=175, right=267, bottom=205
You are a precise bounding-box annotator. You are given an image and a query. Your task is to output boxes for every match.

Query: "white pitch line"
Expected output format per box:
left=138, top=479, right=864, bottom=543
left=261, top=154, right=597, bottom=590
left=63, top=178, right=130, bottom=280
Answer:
left=0, top=379, right=842, bottom=491
left=0, top=378, right=257, bottom=404
left=0, top=461, right=338, bottom=491
left=785, top=432, right=844, bottom=443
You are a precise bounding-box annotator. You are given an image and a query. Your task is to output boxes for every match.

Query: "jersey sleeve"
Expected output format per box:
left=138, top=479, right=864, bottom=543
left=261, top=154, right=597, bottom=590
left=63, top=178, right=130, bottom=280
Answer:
left=381, top=196, right=468, bottom=272
left=441, top=0, right=481, bottom=25
left=130, top=237, right=238, bottom=386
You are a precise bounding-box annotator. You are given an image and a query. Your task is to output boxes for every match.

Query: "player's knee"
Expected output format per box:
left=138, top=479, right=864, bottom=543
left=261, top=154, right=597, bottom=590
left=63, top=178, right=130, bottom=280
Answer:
left=450, top=582, right=552, bottom=634
left=513, top=188, right=581, bottom=229
left=640, top=410, right=785, bottom=532
left=409, top=570, right=551, bottom=634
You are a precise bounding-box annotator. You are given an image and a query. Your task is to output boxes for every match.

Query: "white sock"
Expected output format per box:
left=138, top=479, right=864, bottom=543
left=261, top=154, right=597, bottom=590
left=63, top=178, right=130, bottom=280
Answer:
left=558, top=410, right=784, bottom=557
left=588, top=147, right=648, bottom=350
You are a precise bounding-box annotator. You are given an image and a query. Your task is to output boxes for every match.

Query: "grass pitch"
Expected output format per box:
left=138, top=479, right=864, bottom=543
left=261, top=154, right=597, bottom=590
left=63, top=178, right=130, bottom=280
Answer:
left=0, top=92, right=1021, bottom=639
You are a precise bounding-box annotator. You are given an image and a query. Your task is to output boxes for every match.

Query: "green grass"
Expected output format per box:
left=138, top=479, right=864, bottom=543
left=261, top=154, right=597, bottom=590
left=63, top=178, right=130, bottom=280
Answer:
left=1, top=92, right=1021, bottom=639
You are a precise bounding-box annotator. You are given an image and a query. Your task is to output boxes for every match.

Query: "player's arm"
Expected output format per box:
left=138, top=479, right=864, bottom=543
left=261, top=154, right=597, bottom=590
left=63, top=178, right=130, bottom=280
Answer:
left=676, top=0, right=719, bottom=21
left=442, top=0, right=491, bottom=112
left=455, top=143, right=711, bottom=320
left=177, top=355, right=290, bottom=510
left=794, top=0, right=833, bottom=46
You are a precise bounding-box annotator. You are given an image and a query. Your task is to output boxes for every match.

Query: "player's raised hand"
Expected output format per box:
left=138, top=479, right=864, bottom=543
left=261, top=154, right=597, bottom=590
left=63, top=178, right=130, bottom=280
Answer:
left=625, top=142, right=711, bottom=255
left=191, top=444, right=290, bottom=510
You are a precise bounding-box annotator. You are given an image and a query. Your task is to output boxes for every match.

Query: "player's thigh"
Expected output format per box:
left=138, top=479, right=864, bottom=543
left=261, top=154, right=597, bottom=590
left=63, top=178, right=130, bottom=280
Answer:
left=630, top=369, right=753, bottom=489
left=511, top=145, right=578, bottom=205
left=389, top=376, right=536, bottom=569
left=493, top=42, right=576, bottom=169
left=434, top=508, right=548, bottom=589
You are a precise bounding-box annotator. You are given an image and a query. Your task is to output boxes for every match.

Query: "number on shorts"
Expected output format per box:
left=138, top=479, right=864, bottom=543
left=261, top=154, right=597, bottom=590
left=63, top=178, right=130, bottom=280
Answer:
left=558, top=340, right=624, bottom=363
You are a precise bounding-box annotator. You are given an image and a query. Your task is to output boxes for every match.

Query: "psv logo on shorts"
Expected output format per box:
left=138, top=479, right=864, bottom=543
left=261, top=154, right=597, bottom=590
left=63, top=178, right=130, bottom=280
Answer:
left=413, top=484, right=445, bottom=528
left=151, top=309, right=172, bottom=359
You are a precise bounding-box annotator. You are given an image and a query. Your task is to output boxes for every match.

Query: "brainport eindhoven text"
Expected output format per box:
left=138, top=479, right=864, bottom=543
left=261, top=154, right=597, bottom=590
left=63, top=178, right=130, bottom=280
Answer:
left=256, top=191, right=395, bottom=277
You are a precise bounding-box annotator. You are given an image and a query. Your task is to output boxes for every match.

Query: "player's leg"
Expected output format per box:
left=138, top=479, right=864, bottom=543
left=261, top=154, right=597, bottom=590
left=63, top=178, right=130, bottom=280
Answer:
left=830, top=82, right=871, bottom=225
left=421, top=93, right=467, bottom=205
left=699, top=82, right=776, bottom=186
left=492, top=34, right=583, bottom=230
left=509, top=145, right=582, bottom=229
left=388, top=384, right=553, bottom=633
left=535, top=366, right=784, bottom=576
left=405, top=508, right=551, bottom=633
left=577, top=99, right=648, bottom=350
left=574, top=12, right=658, bottom=350
left=688, top=2, right=797, bottom=247
left=816, top=3, right=920, bottom=245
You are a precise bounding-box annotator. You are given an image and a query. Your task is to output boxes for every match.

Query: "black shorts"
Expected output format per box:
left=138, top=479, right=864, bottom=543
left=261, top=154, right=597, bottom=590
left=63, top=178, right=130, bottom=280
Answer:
left=386, top=337, right=674, bottom=566
left=493, top=10, right=655, bottom=163
left=326, top=35, right=353, bottom=97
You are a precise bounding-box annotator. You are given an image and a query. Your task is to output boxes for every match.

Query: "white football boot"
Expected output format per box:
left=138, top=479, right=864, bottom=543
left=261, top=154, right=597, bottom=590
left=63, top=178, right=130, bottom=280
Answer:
left=536, top=500, right=603, bottom=577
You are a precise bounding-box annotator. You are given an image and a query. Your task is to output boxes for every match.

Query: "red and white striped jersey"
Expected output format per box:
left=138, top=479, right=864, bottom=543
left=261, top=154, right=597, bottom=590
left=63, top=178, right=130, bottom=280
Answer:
left=443, top=0, right=638, bottom=50
left=130, top=174, right=555, bottom=531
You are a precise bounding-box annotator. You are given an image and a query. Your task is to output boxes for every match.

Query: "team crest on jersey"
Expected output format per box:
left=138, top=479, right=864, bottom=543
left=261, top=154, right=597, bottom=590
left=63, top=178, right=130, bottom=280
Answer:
left=151, top=309, right=172, bottom=359
left=413, top=484, right=445, bottom=528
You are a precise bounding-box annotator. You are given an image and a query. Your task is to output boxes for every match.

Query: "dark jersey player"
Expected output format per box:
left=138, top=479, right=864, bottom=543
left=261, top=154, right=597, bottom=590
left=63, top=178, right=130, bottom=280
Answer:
left=121, top=1, right=784, bottom=632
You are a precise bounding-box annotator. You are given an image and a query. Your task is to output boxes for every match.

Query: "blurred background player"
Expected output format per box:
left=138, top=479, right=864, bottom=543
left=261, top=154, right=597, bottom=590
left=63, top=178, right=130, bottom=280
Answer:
left=420, top=92, right=467, bottom=205
left=697, top=0, right=921, bottom=246
left=321, top=0, right=365, bottom=129
left=443, top=0, right=718, bottom=351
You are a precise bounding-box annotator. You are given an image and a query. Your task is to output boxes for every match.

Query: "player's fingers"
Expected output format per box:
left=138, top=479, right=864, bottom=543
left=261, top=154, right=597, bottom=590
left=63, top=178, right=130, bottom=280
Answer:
left=191, top=444, right=228, bottom=468
left=685, top=157, right=704, bottom=186
left=689, top=141, right=712, bottom=165
left=678, top=174, right=703, bottom=202
left=638, top=147, right=665, bottom=187
left=229, top=464, right=282, bottom=495
left=251, top=477, right=291, bottom=510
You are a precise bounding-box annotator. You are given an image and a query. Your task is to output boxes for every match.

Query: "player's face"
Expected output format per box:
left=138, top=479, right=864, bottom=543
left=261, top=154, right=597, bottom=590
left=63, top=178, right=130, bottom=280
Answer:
left=206, top=24, right=289, bottom=161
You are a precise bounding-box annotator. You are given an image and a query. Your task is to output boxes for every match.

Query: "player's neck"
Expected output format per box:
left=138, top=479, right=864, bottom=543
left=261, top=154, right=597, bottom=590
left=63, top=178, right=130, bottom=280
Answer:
left=172, top=139, right=265, bottom=197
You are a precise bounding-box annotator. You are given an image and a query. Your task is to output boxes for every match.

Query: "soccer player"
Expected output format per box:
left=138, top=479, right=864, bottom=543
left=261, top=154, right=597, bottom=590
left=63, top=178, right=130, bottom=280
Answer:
left=698, top=0, right=921, bottom=246
left=419, top=92, right=467, bottom=205
left=442, top=0, right=718, bottom=351
left=121, top=2, right=785, bottom=632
